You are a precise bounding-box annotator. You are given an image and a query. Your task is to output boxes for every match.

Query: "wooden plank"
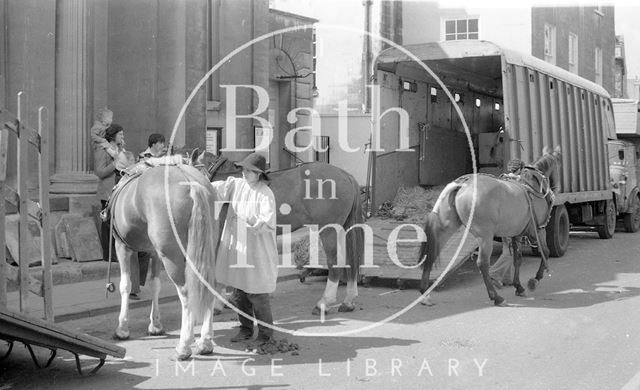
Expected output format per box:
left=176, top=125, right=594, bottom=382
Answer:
left=0, top=307, right=126, bottom=358
left=4, top=265, right=43, bottom=297
left=17, top=96, right=30, bottom=313
left=0, top=128, right=7, bottom=182
left=5, top=186, right=43, bottom=221
left=0, top=128, right=7, bottom=307
left=39, top=107, right=53, bottom=321
left=62, top=216, right=103, bottom=262
left=0, top=109, right=41, bottom=151
left=0, top=184, right=6, bottom=307
left=5, top=215, right=57, bottom=267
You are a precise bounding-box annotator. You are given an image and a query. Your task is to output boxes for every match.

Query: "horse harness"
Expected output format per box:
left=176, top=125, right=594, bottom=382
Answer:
left=195, top=154, right=230, bottom=181
left=500, top=167, right=555, bottom=252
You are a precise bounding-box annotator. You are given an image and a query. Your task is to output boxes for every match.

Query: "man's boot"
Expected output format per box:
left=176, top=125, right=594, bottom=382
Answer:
left=230, top=289, right=254, bottom=342
left=230, top=326, right=253, bottom=342
left=251, top=293, right=274, bottom=344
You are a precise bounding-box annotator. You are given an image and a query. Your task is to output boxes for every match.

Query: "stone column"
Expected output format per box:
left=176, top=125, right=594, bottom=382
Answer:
left=52, top=0, right=98, bottom=194
left=55, top=0, right=92, bottom=173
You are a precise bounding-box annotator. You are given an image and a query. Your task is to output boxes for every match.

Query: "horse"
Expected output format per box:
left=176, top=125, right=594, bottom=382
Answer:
left=190, top=149, right=365, bottom=315
left=418, top=146, right=562, bottom=306
left=109, top=163, right=219, bottom=360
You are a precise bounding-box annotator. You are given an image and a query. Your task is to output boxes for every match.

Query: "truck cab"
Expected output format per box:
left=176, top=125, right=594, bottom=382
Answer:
left=610, top=98, right=640, bottom=232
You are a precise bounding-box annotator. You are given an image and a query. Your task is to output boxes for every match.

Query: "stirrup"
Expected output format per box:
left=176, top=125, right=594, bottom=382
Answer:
left=99, top=208, right=109, bottom=222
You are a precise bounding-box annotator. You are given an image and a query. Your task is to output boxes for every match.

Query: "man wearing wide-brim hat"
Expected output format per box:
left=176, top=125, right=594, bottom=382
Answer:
left=211, top=152, right=277, bottom=346
left=233, top=152, right=270, bottom=181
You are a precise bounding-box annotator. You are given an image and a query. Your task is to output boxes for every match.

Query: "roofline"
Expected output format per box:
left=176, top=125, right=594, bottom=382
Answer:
left=612, top=98, right=639, bottom=104
left=269, top=8, right=319, bottom=24
left=376, top=40, right=610, bottom=98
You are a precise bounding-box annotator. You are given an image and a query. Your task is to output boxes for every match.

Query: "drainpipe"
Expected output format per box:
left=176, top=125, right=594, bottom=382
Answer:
left=363, top=0, right=376, bottom=214
left=363, top=0, right=372, bottom=114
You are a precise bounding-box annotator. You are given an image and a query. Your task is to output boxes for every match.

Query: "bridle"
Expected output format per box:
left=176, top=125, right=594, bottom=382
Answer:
left=193, top=153, right=229, bottom=181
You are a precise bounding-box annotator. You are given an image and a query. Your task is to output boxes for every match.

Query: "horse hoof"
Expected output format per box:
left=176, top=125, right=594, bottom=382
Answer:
left=195, top=341, right=214, bottom=356
left=148, top=327, right=165, bottom=336
left=113, top=330, right=130, bottom=340
left=515, top=289, right=527, bottom=297
left=494, top=297, right=507, bottom=307
left=173, top=352, right=192, bottom=361
left=338, top=303, right=355, bottom=312
left=311, top=306, right=328, bottom=316
left=213, top=308, right=222, bottom=316
left=299, top=276, right=306, bottom=283
left=420, top=295, right=435, bottom=306
left=527, top=278, right=538, bottom=291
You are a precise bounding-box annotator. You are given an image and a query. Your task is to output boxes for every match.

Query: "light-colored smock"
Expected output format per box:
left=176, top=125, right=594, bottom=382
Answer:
left=212, top=177, right=278, bottom=294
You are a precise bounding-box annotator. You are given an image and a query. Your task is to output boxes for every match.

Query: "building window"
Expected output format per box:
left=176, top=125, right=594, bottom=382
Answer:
left=544, top=23, right=556, bottom=65
left=255, top=127, right=270, bottom=164
left=569, top=33, right=578, bottom=74
left=206, top=127, right=222, bottom=155
left=444, top=18, right=479, bottom=41
left=315, top=136, right=330, bottom=163
left=595, top=47, right=603, bottom=85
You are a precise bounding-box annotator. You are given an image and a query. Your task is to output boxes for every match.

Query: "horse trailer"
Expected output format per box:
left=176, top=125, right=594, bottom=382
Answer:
left=372, top=40, right=617, bottom=257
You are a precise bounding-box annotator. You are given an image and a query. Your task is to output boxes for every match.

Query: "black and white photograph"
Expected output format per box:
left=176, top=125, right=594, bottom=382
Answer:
left=1, top=0, right=640, bottom=389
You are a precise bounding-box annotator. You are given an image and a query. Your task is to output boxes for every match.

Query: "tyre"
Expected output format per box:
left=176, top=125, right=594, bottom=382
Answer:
left=623, top=195, right=640, bottom=233
left=546, top=205, right=569, bottom=257
left=597, top=199, right=616, bottom=239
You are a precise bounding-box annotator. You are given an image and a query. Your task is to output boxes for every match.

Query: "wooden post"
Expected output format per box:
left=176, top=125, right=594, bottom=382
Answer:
left=39, top=107, right=53, bottom=321
left=17, top=92, right=30, bottom=313
left=0, top=128, right=8, bottom=307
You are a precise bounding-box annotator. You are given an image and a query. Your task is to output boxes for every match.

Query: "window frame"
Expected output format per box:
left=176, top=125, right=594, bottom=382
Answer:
left=544, top=23, right=557, bottom=65
left=595, top=46, right=603, bottom=85
left=568, top=32, right=579, bottom=74
left=442, top=17, right=480, bottom=41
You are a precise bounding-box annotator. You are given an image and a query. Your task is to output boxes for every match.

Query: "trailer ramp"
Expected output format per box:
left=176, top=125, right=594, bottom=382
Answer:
left=0, top=307, right=125, bottom=375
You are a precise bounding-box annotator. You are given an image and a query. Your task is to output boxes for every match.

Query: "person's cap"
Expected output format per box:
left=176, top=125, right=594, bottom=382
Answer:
left=234, top=152, right=268, bottom=173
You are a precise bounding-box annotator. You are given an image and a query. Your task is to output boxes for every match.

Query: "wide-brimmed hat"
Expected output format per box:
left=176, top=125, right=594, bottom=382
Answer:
left=235, top=152, right=268, bottom=172
left=235, top=152, right=269, bottom=180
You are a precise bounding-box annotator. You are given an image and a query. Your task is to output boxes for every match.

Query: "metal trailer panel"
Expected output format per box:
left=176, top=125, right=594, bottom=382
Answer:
left=611, top=98, right=640, bottom=135
left=374, top=41, right=613, bottom=201
left=503, top=63, right=611, bottom=196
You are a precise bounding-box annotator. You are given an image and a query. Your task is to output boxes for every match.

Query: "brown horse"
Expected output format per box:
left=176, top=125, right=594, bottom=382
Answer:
left=110, top=164, right=219, bottom=360
left=418, top=146, right=561, bottom=306
left=191, top=150, right=364, bottom=315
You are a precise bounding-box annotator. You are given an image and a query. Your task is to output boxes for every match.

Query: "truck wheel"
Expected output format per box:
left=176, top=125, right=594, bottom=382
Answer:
left=597, top=199, right=616, bottom=239
left=546, top=205, right=569, bottom=257
left=623, top=195, right=640, bottom=233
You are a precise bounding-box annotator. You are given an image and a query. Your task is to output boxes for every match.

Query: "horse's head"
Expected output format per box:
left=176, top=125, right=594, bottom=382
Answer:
left=188, top=149, right=243, bottom=181
left=187, top=148, right=217, bottom=180
left=535, top=145, right=562, bottom=192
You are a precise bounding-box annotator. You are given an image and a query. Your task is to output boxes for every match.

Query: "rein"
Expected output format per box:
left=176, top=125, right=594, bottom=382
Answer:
left=523, top=191, right=550, bottom=273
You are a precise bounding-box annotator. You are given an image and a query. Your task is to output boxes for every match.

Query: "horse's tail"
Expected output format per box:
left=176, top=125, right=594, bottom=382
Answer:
left=184, top=178, right=217, bottom=321
left=418, top=182, right=463, bottom=270
left=344, top=175, right=365, bottom=282
left=418, top=211, right=442, bottom=270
